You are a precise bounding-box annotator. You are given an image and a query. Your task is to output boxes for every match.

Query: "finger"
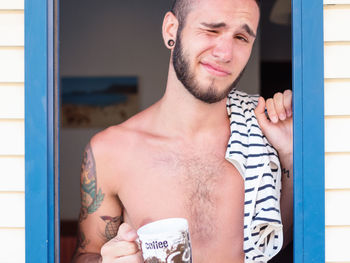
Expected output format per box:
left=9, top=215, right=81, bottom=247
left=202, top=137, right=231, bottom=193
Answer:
left=114, top=251, right=143, bottom=263
left=254, top=96, right=266, bottom=115
left=283, top=89, right=293, bottom=117
left=116, top=223, right=138, bottom=242
left=266, top=98, right=279, bottom=123
left=254, top=97, right=269, bottom=128
left=101, top=240, right=140, bottom=259
left=273, top=92, right=286, bottom=121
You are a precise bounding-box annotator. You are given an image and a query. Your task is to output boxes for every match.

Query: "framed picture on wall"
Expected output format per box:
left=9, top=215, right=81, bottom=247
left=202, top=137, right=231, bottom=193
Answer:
left=61, top=76, right=139, bottom=128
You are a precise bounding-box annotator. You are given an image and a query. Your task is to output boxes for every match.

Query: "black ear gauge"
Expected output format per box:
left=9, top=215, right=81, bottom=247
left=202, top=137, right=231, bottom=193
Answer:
left=168, top=39, right=175, bottom=47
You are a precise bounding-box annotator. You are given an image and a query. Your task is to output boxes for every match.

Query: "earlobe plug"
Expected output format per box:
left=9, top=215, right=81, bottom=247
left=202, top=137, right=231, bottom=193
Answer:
left=168, top=39, right=175, bottom=47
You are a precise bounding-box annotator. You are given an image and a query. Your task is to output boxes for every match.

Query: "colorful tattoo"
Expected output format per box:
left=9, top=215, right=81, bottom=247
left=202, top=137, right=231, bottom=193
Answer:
left=79, top=143, right=105, bottom=222
left=100, top=216, right=123, bottom=241
left=282, top=168, right=290, bottom=178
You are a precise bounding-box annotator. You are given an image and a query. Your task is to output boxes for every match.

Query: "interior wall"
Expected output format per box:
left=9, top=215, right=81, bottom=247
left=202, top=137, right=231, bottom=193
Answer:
left=59, top=0, right=261, bottom=220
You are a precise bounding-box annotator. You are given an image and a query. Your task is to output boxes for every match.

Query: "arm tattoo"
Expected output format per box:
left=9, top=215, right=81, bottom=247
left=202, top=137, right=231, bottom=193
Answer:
left=100, top=216, right=123, bottom=241
left=77, top=229, right=90, bottom=251
left=282, top=168, right=290, bottom=178
left=79, top=143, right=105, bottom=222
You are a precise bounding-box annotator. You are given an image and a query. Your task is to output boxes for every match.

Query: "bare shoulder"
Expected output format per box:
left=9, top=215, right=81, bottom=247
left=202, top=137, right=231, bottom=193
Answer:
left=86, top=109, right=156, bottom=188
left=90, top=111, right=151, bottom=156
left=91, top=104, right=160, bottom=151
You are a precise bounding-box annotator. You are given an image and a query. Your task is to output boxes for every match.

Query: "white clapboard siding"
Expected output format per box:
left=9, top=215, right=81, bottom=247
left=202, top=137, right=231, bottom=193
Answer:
left=0, top=157, right=24, bottom=191
left=325, top=80, right=350, bottom=116
left=324, top=1, right=350, bottom=4
left=324, top=6, right=350, bottom=42
left=0, top=229, right=25, bottom=263
left=325, top=117, right=350, bottom=152
left=0, top=0, right=25, bottom=262
left=326, top=227, right=350, bottom=262
left=324, top=3, right=350, bottom=263
left=0, top=0, right=23, bottom=10
left=324, top=44, right=350, bottom=79
left=0, top=48, right=24, bottom=82
left=0, top=12, right=24, bottom=46
left=0, top=85, right=24, bottom=119
left=326, top=153, right=350, bottom=189
left=0, top=120, right=24, bottom=155
left=0, top=193, right=24, bottom=227
left=326, top=190, right=350, bottom=225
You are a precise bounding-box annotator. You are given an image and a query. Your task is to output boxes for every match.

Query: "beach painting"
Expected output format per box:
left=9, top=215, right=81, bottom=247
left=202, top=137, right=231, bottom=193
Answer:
left=61, top=77, right=139, bottom=128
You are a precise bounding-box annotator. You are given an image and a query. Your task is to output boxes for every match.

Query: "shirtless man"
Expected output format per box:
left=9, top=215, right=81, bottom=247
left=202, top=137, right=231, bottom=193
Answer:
left=72, top=0, right=293, bottom=262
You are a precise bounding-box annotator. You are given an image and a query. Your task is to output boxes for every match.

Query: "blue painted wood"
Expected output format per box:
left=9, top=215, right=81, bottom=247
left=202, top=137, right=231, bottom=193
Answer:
left=25, top=0, right=56, bottom=262
left=53, top=1, right=60, bottom=262
left=292, top=0, right=325, bottom=262
left=48, top=0, right=56, bottom=261
left=292, top=0, right=304, bottom=262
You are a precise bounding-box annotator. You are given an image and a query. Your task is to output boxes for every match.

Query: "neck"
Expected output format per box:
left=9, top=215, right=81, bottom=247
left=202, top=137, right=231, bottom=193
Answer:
left=153, top=63, right=230, bottom=140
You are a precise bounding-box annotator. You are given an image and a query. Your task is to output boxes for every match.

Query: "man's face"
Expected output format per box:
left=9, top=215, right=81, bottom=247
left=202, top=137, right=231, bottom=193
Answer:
left=172, top=0, right=260, bottom=104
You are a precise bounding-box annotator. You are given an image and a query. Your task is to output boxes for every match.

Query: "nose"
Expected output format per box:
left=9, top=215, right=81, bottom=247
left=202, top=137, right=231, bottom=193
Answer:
left=212, top=36, right=234, bottom=63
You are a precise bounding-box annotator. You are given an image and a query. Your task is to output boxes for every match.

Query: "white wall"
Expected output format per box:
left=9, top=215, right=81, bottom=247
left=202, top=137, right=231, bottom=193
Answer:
left=60, top=0, right=172, bottom=109
left=60, top=0, right=260, bottom=220
left=0, top=1, right=25, bottom=262
left=323, top=2, right=350, bottom=263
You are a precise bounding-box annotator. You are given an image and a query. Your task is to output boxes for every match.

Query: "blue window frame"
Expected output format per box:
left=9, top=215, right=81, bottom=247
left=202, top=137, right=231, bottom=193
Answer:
left=25, top=0, right=325, bottom=262
left=292, top=1, right=325, bottom=262
left=25, top=0, right=57, bottom=262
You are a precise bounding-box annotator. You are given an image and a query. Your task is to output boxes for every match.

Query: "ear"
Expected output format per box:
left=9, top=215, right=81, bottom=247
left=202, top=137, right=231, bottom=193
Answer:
left=162, top=11, right=179, bottom=49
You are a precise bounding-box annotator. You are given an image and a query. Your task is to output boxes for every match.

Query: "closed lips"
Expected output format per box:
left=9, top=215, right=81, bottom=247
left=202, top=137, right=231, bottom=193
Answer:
left=201, top=62, right=231, bottom=76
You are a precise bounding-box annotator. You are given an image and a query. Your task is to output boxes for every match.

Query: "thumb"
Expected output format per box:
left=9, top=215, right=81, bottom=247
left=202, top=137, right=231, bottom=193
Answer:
left=254, top=97, right=269, bottom=129
left=115, top=223, right=138, bottom=242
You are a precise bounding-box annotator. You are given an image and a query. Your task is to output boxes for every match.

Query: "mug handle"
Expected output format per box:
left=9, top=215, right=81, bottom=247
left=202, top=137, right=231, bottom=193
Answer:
left=135, top=238, right=142, bottom=250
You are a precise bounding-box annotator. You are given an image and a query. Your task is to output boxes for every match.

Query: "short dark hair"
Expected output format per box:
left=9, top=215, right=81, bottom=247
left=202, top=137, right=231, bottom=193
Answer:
left=171, top=0, right=260, bottom=31
left=170, top=0, right=193, bottom=31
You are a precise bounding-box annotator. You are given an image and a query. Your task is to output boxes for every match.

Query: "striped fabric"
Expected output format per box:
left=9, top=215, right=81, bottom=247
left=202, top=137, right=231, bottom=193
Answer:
left=225, top=89, right=283, bottom=263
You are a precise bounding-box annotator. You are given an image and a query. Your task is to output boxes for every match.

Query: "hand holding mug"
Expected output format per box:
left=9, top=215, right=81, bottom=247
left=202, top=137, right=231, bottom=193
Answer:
left=100, top=223, right=143, bottom=263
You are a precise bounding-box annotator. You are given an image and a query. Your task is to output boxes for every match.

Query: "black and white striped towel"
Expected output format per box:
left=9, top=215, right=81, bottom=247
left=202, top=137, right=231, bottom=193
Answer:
left=225, top=89, right=283, bottom=263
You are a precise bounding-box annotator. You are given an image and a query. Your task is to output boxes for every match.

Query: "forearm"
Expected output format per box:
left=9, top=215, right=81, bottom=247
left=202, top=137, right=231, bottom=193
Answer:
left=279, top=153, right=293, bottom=248
left=71, top=252, right=102, bottom=263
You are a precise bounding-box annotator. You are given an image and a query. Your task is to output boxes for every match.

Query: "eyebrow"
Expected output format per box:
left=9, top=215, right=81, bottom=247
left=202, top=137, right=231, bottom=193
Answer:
left=242, top=24, right=256, bottom=38
left=201, top=22, right=256, bottom=38
left=200, top=22, right=228, bottom=29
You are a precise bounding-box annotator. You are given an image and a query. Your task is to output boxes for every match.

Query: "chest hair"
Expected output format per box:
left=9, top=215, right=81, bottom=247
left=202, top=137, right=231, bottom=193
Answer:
left=178, top=155, right=225, bottom=242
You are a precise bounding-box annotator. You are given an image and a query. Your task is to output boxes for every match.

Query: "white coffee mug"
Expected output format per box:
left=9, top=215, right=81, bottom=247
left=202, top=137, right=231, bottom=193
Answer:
left=137, top=218, right=192, bottom=263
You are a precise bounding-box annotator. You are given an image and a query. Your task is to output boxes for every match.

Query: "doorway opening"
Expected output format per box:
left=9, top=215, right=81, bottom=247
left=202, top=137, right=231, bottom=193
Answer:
left=59, top=0, right=292, bottom=262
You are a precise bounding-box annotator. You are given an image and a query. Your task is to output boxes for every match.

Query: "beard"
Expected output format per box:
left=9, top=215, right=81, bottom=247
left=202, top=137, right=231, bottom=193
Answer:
left=172, top=34, right=245, bottom=104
